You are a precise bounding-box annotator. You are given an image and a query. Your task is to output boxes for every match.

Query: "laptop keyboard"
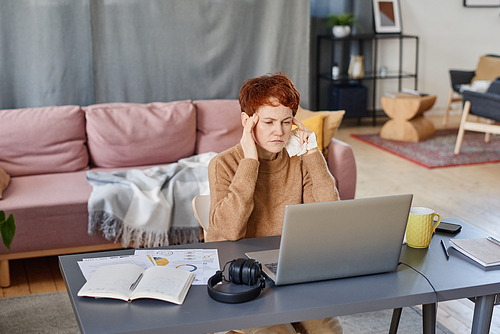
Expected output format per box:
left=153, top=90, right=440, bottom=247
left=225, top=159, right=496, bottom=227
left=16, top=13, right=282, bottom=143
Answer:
left=265, top=262, right=278, bottom=275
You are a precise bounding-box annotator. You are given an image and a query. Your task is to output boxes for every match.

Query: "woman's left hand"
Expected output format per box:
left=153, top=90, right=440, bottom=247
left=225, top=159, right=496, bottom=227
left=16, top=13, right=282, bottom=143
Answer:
left=292, top=118, right=318, bottom=153
left=292, top=118, right=311, bottom=146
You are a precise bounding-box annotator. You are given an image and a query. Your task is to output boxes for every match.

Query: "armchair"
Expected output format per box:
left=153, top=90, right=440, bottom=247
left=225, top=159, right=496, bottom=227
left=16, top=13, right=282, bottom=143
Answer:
left=443, top=54, right=500, bottom=126
left=454, top=78, right=500, bottom=155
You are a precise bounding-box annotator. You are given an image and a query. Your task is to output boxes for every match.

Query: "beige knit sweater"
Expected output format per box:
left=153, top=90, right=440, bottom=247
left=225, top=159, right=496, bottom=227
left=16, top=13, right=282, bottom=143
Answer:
left=206, top=144, right=339, bottom=242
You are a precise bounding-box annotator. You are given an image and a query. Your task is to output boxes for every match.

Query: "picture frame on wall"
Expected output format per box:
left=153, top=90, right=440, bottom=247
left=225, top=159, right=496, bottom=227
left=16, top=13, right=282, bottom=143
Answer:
left=372, top=0, right=402, bottom=34
left=464, top=0, right=500, bottom=7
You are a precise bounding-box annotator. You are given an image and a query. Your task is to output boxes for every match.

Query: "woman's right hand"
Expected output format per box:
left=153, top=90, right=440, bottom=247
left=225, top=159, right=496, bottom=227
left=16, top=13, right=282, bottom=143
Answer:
left=240, top=114, right=259, bottom=160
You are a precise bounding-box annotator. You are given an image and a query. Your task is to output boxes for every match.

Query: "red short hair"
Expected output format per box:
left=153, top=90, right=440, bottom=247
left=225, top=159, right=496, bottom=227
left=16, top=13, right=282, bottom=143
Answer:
left=239, top=73, right=300, bottom=117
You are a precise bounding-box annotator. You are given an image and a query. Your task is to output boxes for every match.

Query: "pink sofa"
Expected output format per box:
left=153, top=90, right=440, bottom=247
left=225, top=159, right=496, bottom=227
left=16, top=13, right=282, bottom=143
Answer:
left=0, top=99, right=356, bottom=287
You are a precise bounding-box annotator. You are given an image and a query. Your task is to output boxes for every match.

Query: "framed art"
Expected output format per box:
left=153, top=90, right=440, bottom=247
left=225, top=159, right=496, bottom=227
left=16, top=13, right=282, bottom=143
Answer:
left=464, top=0, right=500, bottom=7
left=372, top=0, right=402, bottom=34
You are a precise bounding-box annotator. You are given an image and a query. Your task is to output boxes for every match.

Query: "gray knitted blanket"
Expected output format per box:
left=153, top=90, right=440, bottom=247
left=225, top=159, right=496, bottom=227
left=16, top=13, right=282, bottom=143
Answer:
left=86, top=152, right=216, bottom=248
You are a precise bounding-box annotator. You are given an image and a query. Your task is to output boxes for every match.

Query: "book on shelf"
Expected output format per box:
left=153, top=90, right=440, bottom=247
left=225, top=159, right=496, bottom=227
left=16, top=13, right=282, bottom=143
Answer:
left=77, top=263, right=195, bottom=304
left=449, top=237, right=500, bottom=268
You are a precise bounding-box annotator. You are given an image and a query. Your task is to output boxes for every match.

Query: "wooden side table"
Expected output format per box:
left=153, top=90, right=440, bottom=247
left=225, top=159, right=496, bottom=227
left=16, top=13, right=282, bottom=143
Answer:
left=380, top=94, right=437, bottom=142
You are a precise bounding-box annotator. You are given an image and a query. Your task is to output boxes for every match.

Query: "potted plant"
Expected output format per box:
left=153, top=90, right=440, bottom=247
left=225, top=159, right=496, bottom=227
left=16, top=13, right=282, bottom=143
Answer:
left=0, top=211, right=15, bottom=249
left=326, top=13, right=358, bottom=38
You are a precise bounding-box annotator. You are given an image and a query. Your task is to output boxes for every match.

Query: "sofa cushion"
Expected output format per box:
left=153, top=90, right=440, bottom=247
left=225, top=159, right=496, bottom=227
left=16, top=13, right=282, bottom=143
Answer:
left=0, top=171, right=109, bottom=254
left=0, top=166, right=10, bottom=200
left=194, top=100, right=243, bottom=154
left=85, top=101, right=196, bottom=168
left=0, top=105, right=88, bottom=177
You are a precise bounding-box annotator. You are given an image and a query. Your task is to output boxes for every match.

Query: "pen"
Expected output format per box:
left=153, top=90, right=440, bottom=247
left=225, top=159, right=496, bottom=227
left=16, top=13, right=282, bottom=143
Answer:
left=487, top=237, right=500, bottom=247
left=129, top=273, right=144, bottom=291
left=441, top=239, right=450, bottom=260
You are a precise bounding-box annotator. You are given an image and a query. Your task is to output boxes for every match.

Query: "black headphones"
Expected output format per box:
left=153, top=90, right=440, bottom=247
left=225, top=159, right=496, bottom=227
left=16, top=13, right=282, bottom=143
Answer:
left=207, top=258, right=266, bottom=303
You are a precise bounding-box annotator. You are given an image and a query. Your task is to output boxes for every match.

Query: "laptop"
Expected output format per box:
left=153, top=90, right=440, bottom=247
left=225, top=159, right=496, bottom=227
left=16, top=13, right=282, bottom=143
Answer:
left=245, top=194, right=413, bottom=285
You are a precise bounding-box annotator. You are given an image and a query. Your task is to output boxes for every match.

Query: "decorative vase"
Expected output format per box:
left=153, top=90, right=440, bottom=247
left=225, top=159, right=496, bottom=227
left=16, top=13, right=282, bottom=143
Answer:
left=331, top=64, right=339, bottom=79
left=332, top=26, right=351, bottom=38
left=380, top=66, right=388, bottom=78
left=348, top=55, right=364, bottom=79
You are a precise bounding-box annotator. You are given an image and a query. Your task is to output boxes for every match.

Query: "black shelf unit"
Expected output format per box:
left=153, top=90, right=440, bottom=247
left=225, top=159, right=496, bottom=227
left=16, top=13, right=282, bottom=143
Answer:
left=316, top=33, right=419, bottom=125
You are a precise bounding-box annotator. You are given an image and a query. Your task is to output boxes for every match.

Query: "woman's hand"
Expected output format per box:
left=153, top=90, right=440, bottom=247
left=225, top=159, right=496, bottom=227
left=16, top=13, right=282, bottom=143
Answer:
left=292, top=118, right=318, bottom=154
left=240, top=114, right=259, bottom=160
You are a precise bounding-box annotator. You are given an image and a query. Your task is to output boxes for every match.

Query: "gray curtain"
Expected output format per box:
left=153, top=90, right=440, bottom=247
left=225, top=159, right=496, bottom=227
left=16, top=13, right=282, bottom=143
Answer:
left=0, top=0, right=93, bottom=109
left=0, top=0, right=310, bottom=109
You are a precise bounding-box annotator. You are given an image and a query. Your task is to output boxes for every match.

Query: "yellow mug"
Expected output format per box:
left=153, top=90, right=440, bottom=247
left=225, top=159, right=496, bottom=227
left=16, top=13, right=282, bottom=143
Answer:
left=406, top=207, right=441, bottom=248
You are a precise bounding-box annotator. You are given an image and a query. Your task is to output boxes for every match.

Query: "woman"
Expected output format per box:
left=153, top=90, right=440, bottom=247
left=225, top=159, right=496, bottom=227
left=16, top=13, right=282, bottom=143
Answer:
left=207, top=73, right=342, bottom=334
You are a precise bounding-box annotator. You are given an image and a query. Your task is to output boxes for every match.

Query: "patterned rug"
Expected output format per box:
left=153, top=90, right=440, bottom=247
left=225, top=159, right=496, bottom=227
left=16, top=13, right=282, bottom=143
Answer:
left=351, top=129, right=500, bottom=168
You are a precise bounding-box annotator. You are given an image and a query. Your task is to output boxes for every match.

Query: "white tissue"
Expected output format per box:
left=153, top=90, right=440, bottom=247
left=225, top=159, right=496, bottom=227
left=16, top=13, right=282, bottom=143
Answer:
left=285, top=130, right=318, bottom=157
left=460, top=80, right=492, bottom=93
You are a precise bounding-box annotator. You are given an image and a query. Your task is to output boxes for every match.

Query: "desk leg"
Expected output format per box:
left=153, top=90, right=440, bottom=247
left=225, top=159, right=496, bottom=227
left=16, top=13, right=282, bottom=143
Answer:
left=389, top=308, right=402, bottom=334
left=471, top=295, right=495, bottom=334
left=422, top=303, right=436, bottom=334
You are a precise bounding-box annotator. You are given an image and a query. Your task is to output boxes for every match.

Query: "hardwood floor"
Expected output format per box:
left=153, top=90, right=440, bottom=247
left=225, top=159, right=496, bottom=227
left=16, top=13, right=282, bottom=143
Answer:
left=1, top=114, right=499, bottom=333
left=1, top=256, right=66, bottom=298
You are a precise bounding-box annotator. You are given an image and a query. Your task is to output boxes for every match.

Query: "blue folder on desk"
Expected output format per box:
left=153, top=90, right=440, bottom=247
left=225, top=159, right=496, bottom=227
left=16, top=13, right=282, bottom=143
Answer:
left=246, top=194, right=413, bottom=285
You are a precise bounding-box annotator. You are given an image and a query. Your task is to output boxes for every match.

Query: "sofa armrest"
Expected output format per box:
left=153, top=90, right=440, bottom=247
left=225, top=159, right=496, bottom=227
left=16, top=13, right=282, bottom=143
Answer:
left=449, top=70, right=475, bottom=92
left=327, top=138, right=356, bottom=200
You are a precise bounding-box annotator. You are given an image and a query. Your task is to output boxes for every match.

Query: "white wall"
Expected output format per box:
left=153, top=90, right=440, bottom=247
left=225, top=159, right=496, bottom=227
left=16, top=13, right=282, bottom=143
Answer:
left=399, top=0, right=500, bottom=115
